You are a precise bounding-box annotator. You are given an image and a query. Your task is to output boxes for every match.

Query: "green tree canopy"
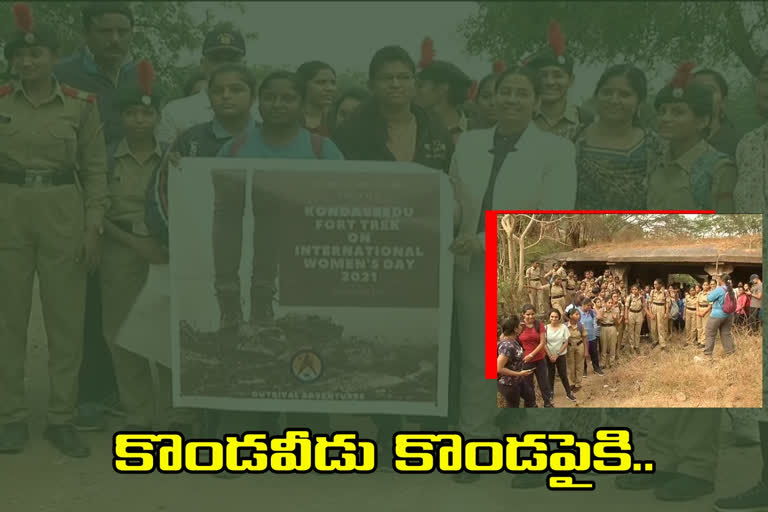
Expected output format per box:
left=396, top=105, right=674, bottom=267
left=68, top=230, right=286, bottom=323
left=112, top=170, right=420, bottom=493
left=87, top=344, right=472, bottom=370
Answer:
left=461, top=1, right=767, bottom=76
left=0, top=1, right=256, bottom=90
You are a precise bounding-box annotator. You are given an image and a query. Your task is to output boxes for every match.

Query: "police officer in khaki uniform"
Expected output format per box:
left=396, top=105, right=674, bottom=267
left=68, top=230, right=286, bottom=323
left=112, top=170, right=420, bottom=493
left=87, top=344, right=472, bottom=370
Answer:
left=647, top=66, right=737, bottom=212
left=612, top=291, right=626, bottom=352
left=556, top=261, right=568, bottom=281
left=565, top=270, right=578, bottom=307
left=0, top=4, right=108, bottom=457
left=99, top=61, right=169, bottom=429
left=549, top=276, right=567, bottom=316
left=696, top=281, right=713, bottom=349
left=525, top=261, right=543, bottom=311
left=565, top=307, right=588, bottom=391
left=624, top=285, right=645, bottom=354
left=684, top=286, right=698, bottom=347
left=598, top=298, right=621, bottom=368
left=648, top=278, right=670, bottom=350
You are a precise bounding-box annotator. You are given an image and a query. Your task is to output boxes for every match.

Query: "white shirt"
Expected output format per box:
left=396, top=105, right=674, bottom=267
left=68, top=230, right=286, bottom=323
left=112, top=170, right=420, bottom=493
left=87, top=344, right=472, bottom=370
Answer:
left=450, top=123, right=577, bottom=254
left=545, top=323, right=570, bottom=357
left=157, top=89, right=262, bottom=146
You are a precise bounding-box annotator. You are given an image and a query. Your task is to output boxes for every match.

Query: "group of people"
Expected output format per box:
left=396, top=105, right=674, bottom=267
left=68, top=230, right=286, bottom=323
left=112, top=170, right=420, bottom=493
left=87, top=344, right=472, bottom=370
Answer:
left=496, top=262, right=760, bottom=408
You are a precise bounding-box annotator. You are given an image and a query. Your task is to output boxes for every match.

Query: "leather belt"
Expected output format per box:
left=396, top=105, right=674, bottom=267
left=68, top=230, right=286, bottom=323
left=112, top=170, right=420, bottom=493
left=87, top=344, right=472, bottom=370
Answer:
left=630, top=308, right=642, bottom=312
left=600, top=323, right=615, bottom=327
left=569, top=340, right=583, bottom=347
left=653, top=302, right=665, bottom=305
left=566, top=287, right=576, bottom=291
left=686, top=307, right=697, bottom=311
left=0, top=169, right=76, bottom=186
left=551, top=295, right=564, bottom=299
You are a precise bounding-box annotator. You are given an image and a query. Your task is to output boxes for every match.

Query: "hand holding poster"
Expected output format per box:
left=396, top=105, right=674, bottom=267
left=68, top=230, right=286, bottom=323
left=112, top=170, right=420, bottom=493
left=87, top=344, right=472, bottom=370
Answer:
left=168, top=158, right=454, bottom=415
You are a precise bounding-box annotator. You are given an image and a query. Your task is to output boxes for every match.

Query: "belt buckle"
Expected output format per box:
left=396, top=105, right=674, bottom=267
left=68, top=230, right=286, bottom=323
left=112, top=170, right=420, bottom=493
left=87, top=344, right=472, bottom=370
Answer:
left=23, top=169, right=52, bottom=188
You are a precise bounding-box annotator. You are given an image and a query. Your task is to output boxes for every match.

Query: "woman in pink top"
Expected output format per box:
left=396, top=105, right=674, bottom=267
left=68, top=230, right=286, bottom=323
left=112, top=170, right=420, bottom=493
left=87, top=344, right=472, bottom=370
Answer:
left=735, top=283, right=750, bottom=326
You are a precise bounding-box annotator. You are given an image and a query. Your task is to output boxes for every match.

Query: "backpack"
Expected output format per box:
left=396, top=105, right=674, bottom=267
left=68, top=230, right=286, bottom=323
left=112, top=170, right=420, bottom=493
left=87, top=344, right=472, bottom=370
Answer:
left=722, top=286, right=737, bottom=314
left=669, top=300, right=680, bottom=320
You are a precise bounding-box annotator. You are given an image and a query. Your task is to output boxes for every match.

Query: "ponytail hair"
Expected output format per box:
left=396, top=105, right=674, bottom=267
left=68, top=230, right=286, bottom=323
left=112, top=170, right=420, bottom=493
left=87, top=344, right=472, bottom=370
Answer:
left=721, top=273, right=735, bottom=302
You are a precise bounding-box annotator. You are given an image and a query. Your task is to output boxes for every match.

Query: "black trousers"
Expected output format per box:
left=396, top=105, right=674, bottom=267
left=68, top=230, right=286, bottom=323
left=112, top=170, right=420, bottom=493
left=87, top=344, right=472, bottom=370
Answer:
left=547, top=355, right=571, bottom=398
left=583, top=337, right=601, bottom=373
left=77, top=273, right=118, bottom=405
left=497, top=380, right=536, bottom=408
left=523, top=358, right=552, bottom=406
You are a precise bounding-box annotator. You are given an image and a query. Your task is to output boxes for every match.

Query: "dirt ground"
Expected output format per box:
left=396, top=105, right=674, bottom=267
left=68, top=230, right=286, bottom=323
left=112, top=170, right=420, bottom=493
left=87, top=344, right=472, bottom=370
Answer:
left=1, top=284, right=764, bottom=511
left=548, top=329, right=762, bottom=408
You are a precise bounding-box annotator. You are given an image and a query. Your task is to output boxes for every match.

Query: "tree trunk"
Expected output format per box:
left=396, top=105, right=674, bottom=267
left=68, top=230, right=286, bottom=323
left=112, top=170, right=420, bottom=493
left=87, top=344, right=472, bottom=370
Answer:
left=726, top=6, right=761, bottom=76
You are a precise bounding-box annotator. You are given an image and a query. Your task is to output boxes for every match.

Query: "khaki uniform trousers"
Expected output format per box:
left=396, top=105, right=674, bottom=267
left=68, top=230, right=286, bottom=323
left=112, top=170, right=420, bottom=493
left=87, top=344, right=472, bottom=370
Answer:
left=649, top=303, right=668, bottom=347
left=0, top=184, right=86, bottom=425
left=551, top=298, right=566, bottom=316
left=527, top=282, right=543, bottom=311
left=626, top=310, right=644, bottom=349
left=616, top=320, right=626, bottom=350
left=684, top=307, right=698, bottom=345
left=697, top=309, right=711, bottom=345
left=600, top=326, right=618, bottom=368
left=99, top=236, right=155, bottom=426
left=566, top=340, right=585, bottom=388
left=647, top=409, right=722, bottom=482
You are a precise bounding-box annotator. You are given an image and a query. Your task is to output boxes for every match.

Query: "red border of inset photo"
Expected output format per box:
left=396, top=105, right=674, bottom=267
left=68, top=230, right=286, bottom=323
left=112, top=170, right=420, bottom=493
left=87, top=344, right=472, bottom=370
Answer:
left=484, top=210, right=715, bottom=379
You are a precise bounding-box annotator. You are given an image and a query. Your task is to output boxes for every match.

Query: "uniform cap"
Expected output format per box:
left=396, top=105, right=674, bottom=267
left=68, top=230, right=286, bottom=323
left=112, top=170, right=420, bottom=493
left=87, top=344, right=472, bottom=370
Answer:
left=202, top=25, right=246, bottom=57
left=4, top=3, right=59, bottom=61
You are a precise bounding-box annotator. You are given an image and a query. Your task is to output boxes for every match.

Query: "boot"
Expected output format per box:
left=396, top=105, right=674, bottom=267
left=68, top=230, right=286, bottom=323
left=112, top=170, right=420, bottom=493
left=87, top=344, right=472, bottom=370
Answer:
left=216, top=292, right=243, bottom=332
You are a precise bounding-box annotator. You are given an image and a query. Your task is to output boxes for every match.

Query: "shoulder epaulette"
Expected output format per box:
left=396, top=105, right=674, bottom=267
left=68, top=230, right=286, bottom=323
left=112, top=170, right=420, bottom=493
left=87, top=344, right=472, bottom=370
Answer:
left=61, top=85, right=97, bottom=104
left=0, top=85, right=14, bottom=97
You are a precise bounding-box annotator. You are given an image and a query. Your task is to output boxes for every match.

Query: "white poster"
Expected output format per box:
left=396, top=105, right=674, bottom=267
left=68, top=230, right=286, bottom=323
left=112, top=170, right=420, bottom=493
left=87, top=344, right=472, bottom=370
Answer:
left=168, top=158, right=454, bottom=415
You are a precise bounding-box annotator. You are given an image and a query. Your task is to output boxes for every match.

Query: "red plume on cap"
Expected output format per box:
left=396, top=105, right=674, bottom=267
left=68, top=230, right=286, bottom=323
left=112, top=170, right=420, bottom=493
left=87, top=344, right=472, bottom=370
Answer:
left=13, top=3, right=34, bottom=33
left=137, top=59, right=155, bottom=96
left=492, top=60, right=507, bottom=74
left=419, top=37, right=435, bottom=69
left=547, top=19, right=566, bottom=58
left=467, top=80, right=479, bottom=102
left=671, top=61, right=696, bottom=90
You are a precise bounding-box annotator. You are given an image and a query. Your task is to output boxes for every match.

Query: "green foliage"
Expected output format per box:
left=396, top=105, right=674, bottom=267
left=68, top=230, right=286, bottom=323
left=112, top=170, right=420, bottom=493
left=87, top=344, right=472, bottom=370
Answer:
left=461, top=1, right=767, bottom=75
left=0, top=1, right=255, bottom=91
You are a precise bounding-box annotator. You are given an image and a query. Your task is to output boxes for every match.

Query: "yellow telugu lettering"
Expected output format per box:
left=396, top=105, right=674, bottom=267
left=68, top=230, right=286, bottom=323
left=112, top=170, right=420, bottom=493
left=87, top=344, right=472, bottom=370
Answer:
left=592, top=429, right=633, bottom=472
left=270, top=430, right=313, bottom=472
left=113, top=434, right=157, bottom=473
left=394, top=434, right=436, bottom=472
left=223, top=433, right=269, bottom=472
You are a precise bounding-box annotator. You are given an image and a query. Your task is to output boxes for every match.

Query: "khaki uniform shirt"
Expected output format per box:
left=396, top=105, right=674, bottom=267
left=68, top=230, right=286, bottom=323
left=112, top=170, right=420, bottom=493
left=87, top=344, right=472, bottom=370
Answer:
left=555, top=267, right=568, bottom=280
left=107, top=139, right=164, bottom=234
left=0, top=80, right=108, bottom=229
left=646, top=139, right=736, bottom=212
left=550, top=284, right=566, bottom=299
left=698, top=291, right=711, bottom=310
left=525, top=266, right=542, bottom=285
left=627, top=294, right=645, bottom=313
left=567, top=323, right=584, bottom=345
left=601, top=306, right=620, bottom=325
left=533, top=103, right=584, bottom=142
left=650, top=289, right=668, bottom=308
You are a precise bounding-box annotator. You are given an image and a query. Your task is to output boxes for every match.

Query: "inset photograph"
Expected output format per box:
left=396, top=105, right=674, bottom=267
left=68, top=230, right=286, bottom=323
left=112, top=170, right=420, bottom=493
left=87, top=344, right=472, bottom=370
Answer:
left=492, top=213, right=763, bottom=409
